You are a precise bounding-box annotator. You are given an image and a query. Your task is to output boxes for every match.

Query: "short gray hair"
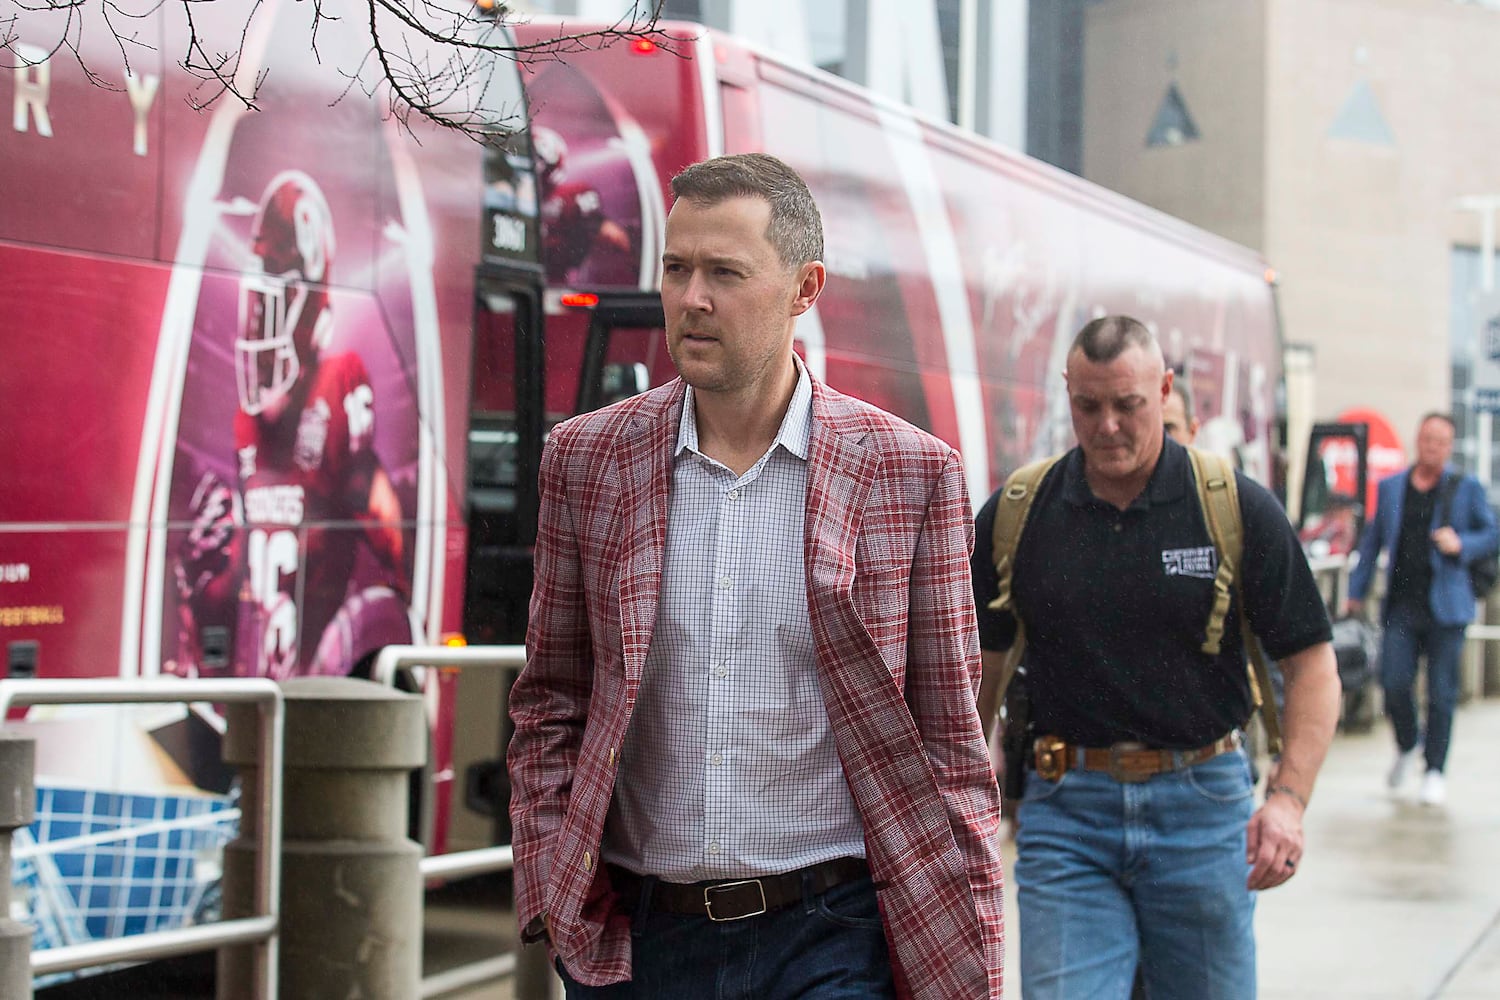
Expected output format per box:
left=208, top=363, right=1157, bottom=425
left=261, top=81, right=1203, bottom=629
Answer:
left=670, top=153, right=824, bottom=267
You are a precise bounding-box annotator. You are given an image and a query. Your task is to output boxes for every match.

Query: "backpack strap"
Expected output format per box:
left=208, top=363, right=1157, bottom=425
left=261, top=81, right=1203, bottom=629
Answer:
left=1187, top=447, right=1284, bottom=757
left=985, top=455, right=1062, bottom=708
left=1188, top=448, right=1240, bottom=658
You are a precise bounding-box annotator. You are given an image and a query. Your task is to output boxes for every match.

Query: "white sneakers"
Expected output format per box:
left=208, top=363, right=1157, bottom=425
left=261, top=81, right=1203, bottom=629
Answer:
left=1387, top=747, right=1420, bottom=792
left=1420, top=770, right=1447, bottom=807
left=1389, top=749, right=1447, bottom=805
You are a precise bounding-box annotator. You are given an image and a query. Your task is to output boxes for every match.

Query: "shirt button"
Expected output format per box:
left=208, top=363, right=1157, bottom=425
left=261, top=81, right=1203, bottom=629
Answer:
left=608, top=747, right=617, bottom=766
left=714, top=664, right=728, bottom=679
left=710, top=752, right=723, bottom=766
left=708, top=841, right=720, bottom=855
left=718, top=576, right=733, bottom=589
left=728, top=488, right=741, bottom=500
left=583, top=851, right=593, bottom=871
left=1113, top=523, right=1123, bottom=533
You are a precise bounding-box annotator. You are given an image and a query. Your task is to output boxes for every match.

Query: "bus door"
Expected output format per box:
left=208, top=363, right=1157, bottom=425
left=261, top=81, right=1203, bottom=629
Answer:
left=1299, top=422, right=1371, bottom=538
left=449, top=276, right=541, bottom=849
left=570, top=293, right=667, bottom=415
left=465, top=278, right=545, bottom=646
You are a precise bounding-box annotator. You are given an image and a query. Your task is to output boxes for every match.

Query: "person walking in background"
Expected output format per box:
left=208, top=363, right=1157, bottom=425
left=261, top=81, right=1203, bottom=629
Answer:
left=1162, top=377, right=1199, bottom=445
left=973, top=315, right=1340, bottom=1000
left=1346, top=413, right=1499, bottom=806
left=508, top=153, right=1004, bottom=999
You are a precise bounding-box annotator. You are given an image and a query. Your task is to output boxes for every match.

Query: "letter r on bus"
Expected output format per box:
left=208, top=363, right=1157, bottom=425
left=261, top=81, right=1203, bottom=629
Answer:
left=13, top=44, right=53, bottom=137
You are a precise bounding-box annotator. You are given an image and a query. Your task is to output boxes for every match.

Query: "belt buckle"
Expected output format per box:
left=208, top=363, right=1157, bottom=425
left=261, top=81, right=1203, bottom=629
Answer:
left=1107, top=743, right=1154, bottom=783
left=703, top=879, right=767, bottom=922
left=1034, top=736, right=1068, bottom=782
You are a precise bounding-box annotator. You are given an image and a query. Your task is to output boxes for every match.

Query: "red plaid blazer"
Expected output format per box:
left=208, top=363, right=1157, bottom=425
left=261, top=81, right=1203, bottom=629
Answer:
left=508, top=376, right=1005, bottom=998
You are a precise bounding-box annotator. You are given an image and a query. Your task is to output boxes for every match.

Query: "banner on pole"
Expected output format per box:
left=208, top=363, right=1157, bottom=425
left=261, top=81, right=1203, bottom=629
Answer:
left=1472, top=290, right=1500, bottom=412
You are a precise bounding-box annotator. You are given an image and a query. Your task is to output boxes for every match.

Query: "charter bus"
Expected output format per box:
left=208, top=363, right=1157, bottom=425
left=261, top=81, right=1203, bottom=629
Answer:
left=513, top=19, right=1287, bottom=517
left=1, top=2, right=1293, bottom=976
left=0, top=0, right=552, bottom=975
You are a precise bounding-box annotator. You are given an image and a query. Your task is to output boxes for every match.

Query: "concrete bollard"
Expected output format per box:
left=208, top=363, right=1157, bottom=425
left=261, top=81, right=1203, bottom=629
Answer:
left=0, top=735, right=36, bottom=1000
left=219, top=677, right=425, bottom=999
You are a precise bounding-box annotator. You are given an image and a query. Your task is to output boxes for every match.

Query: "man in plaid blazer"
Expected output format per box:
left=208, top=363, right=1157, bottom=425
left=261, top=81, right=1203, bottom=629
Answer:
left=508, top=154, right=1005, bottom=999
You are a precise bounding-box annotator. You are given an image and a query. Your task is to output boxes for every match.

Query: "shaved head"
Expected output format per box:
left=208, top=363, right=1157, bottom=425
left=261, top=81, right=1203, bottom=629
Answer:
left=1070, top=315, right=1164, bottom=369
left=1065, top=315, right=1172, bottom=507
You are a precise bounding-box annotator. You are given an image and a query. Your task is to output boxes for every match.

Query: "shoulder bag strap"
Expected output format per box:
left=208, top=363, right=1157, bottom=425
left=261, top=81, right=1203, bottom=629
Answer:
left=986, top=454, right=1062, bottom=707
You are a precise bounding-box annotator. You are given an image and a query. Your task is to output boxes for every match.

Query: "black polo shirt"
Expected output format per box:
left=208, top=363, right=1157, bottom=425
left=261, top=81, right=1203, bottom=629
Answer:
left=972, top=438, right=1331, bottom=749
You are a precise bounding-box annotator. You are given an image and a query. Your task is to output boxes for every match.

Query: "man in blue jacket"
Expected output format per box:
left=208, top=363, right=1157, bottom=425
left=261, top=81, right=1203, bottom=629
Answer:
left=1347, top=413, right=1498, bottom=805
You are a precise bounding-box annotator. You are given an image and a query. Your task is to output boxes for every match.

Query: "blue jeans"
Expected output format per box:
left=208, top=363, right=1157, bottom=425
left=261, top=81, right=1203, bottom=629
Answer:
left=557, top=873, right=895, bottom=999
left=1015, top=750, right=1257, bottom=1000
left=1381, top=603, right=1466, bottom=772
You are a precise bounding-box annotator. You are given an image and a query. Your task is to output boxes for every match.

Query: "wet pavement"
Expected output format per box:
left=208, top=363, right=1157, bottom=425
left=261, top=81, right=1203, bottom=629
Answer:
left=1254, top=698, right=1500, bottom=999
left=38, top=701, right=1500, bottom=997
left=432, top=700, right=1500, bottom=1000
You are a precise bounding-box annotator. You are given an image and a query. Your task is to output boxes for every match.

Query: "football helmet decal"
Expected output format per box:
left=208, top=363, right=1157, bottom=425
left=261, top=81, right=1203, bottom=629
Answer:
left=236, top=171, right=337, bottom=416
left=532, top=125, right=568, bottom=183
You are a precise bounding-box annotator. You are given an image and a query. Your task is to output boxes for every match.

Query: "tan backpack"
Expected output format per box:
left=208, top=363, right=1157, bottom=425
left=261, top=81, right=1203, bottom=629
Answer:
left=985, top=448, right=1283, bottom=755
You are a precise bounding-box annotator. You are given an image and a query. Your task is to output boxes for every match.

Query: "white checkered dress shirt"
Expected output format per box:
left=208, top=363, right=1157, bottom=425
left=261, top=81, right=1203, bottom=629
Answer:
left=602, top=363, right=866, bottom=882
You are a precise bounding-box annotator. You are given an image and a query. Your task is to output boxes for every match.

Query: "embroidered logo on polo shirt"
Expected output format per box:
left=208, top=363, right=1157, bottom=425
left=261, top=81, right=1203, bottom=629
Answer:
left=1162, top=546, right=1217, bottom=579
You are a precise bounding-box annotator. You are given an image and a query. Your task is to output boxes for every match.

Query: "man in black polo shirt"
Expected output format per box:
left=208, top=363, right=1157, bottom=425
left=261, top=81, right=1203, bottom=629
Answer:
left=972, top=316, right=1340, bottom=1000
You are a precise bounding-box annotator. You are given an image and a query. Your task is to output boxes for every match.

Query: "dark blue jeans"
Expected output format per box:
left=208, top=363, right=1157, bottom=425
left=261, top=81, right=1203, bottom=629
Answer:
left=1381, top=603, right=1466, bottom=772
left=557, top=874, right=896, bottom=1000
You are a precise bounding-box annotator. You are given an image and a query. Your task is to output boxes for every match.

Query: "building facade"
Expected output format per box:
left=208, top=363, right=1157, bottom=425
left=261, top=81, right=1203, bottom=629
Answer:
left=1080, top=0, right=1500, bottom=481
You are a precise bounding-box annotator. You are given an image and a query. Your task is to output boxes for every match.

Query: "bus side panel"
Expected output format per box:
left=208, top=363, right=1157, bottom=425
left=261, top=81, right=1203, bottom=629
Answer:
left=916, top=145, right=1086, bottom=478
left=0, top=8, right=164, bottom=261
left=145, top=5, right=428, bottom=687
left=1073, top=208, right=1280, bottom=485
left=750, top=58, right=1282, bottom=494
left=375, top=118, right=491, bottom=649
left=516, top=25, right=707, bottom=410
left=2, top=2, right=478, bottom=704
left=0, top=246, right=173, bottom=678
left=751, top=76, right=940, bottom=435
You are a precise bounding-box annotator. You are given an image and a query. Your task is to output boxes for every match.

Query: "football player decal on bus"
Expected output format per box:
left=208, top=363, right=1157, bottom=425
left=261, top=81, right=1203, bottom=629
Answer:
left=174, top=170, right=411, bottom=681
left=534, top=125, right=633, bottom=286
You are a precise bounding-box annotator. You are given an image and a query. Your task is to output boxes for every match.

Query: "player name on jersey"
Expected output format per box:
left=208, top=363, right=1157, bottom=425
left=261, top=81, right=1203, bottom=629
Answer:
left=243, top=483, right=306, bottom=526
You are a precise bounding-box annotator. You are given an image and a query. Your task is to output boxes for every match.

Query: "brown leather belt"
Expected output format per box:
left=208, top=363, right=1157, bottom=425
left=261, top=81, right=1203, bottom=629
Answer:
left=1033, top=731, right=1243, bottom=784
left=609, top=856, right=870, bottom=922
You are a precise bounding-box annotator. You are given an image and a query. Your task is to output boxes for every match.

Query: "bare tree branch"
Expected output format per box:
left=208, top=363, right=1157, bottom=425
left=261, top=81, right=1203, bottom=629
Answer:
left=1, top=0, right=670, bottom=140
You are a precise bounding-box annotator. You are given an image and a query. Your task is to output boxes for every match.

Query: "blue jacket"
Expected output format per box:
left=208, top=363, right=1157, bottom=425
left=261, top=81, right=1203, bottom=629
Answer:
left=1348, top=467, right=1500, bottom=626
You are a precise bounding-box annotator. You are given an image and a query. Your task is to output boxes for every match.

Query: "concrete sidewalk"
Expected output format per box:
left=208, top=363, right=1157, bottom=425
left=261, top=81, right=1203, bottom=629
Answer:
left=442, top=702, right=1500, bottom=1000
left=1254, top=698, right=1500, bottom=999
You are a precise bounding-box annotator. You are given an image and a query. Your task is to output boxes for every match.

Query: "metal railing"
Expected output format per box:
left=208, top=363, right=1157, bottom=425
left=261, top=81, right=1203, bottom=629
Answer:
left=372, top=644, right=555, bottom=999
left=1, top=677, right=284, bottom=998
